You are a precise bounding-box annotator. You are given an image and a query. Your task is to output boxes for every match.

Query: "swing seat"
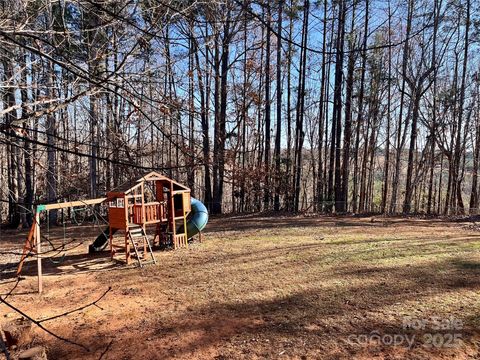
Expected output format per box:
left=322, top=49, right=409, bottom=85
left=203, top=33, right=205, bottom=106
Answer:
left=48, top=253, right=66, bottom=265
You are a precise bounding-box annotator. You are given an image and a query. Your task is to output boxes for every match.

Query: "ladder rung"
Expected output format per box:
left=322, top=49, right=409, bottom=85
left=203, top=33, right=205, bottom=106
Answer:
left=128, top=227, right=156, bottom=267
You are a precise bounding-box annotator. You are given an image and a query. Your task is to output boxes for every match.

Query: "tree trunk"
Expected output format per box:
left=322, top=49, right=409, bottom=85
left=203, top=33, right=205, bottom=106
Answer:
left=327, top=0, right=345, bottom=213
left=352, top=0, right=369, bottom=213
left=293, top=0, right=309, bottom=212
left=381, top=3, right=392, bottom=214
left=2, top=58, right=21, bottom=228
left=212, top=9, right=231, bottom=214
left=452, top=0, right=470, bottom=214
left=470, top=81, right=480, bottom=213
left=274, top=0, right=283, bottom=211
left=316, top=0, right=328, bottom=212
left=390, top=0, right=413, bottom=213
left=340, top=2, right=356, bottom=213
left=264, top=3, right=272, bottom=209
left=403, top=92, right=421, bottom=213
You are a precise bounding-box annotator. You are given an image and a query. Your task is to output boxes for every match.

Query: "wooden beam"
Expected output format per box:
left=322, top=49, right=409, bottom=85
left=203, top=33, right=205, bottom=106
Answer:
left=16, top=219, right=37, bottom=276
left=125, top=194, right=142, bottom=199
left=142, top=175, right=167, bottom=181
left=141, top=171, right=166, bottom=181
left=124, top=182, right=142, bottom=194
left=37, top=197, right=107, bottom=211
left=36, top=212, right=42, bottom=294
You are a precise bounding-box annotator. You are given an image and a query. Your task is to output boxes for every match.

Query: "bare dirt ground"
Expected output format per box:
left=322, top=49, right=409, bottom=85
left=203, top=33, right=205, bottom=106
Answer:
left=1, top=215, right=480, bottom=359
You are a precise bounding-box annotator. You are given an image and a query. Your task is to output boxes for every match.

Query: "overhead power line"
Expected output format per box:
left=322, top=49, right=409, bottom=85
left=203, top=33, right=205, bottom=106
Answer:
left=72, top=0, right=432, bottom=57
left=0, top=128, right=204, bottom=172
left=235, top=0, right=434, bottom=56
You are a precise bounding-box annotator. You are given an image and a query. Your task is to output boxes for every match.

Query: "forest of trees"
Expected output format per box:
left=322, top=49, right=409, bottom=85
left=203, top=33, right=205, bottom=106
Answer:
left=0, top=0, right=479, bottom=227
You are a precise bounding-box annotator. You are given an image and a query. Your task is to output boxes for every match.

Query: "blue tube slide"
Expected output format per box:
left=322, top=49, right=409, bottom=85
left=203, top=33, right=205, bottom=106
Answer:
left=182, top=198, right=209, bottom=239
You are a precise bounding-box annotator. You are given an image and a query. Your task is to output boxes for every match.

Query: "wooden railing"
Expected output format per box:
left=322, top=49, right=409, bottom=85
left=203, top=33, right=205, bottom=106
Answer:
left=128, top=202, right=164, bottom=225
left=127, top=204, right=137, bottom=224
left=144, top=202, right=161, bottom=222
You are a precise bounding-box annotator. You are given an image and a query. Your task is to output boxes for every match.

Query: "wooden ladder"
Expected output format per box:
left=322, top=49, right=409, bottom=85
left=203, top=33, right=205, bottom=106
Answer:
left=127, top=226, right=156, bottom=267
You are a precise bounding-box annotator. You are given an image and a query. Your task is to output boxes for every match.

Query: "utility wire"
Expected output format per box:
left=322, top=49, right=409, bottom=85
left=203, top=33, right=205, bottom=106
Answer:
left=77, top=0, right=431, bottom=56
left=234, top=0, right=434, bottom=55
left=0, top=128, right=204, bottom=171
left=0, top=29, right=194, bottom=158
left=5, top=123, right=175, bottom=159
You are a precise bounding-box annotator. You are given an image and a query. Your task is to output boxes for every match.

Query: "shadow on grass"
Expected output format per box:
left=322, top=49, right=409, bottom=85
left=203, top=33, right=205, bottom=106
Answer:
left=451, top=259, right=480, bottom=270
left=169, top=233, right=480, bottom=274
left=150, top=257, right=480, bottom=358
left=205, top=214, right=463, bottom=234
left=44, top=256, right=480, bottom=359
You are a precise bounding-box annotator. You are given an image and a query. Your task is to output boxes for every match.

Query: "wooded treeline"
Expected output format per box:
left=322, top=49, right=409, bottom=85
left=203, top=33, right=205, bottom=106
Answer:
left=0, top=0, right=479, bottom=227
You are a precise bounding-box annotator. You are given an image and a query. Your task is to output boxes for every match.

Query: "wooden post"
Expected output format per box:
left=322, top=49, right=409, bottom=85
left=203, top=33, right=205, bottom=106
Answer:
left=35, top=211, right=42, bottom=294
left=141, top=182, right=145, bottom=224
left=141, top=183, right=146, bottom=257
left=109, top=226, right=113, bottom=260
left=16, top=219, right=37, bottom=276
left=124, top=194, right=130, bottom=264
left=125, top=232, right=130, bottom=265
left=170, top=183, right=176, bottom=249
left=183, top=193, right=188, bottom=249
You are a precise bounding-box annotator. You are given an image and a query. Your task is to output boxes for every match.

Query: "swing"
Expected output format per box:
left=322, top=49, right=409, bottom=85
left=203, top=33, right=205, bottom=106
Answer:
left=71, top=206, right=87, bottom=225
left=45, top=210, right=67, bottom=265
left=39, top=205, right=109, bottom=265
left=49, top=252, right=66, bottom=264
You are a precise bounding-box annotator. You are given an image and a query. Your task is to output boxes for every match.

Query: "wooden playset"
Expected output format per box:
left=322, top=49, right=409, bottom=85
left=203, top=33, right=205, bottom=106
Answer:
left=16, top=172, right=209, bottom=293
left=105, top=171, right=193, bottom=264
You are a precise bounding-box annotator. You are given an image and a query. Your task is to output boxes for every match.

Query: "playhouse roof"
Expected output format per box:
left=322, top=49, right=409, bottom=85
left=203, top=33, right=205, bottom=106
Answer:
left=108, top=171, right=190, bottom=196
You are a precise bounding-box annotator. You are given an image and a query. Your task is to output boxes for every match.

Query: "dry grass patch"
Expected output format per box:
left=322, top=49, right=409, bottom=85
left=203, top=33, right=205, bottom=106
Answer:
left=1, top=215, right=480, bottom=359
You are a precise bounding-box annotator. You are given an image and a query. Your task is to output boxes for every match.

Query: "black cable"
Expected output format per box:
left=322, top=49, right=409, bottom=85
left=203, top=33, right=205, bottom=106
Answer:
left=234, top=0, right=434, bottom=56
left=5, top=123, right=174, bottom=159
left=53, top=0, right=431, bottom=59
left=0, top=128, right=205, bottom=171
left=0, top=29, right=194, bottom=157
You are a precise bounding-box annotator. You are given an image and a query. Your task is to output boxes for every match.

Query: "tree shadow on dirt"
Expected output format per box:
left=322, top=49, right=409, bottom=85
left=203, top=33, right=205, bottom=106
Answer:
left=45, top=256, right=480, bottom=359
left=0, top=252, right=128, bottom=285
